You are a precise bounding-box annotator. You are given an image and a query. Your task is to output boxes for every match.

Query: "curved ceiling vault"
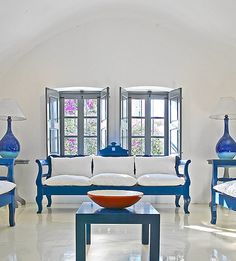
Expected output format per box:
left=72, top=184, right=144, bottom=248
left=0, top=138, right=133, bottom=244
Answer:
left=0, top=0, right=236, bottom=77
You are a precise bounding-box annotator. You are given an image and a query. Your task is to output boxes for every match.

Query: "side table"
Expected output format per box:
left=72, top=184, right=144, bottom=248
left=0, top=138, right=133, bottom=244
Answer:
left=76, top=202, right=160, bottom=261
left=15, top=159, right=29, bottom=206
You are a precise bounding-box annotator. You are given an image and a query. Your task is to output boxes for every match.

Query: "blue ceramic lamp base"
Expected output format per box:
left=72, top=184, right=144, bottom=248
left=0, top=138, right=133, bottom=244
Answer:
left=216, top=115, right=236, bottom=160
left=0, top=116, right=20, bottom=159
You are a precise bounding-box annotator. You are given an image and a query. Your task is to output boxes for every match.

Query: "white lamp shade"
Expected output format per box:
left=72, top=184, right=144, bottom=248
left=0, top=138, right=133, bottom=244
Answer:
left=209, top=97, right=236, bottom=120
left=0, top=99, right=26, bottom=121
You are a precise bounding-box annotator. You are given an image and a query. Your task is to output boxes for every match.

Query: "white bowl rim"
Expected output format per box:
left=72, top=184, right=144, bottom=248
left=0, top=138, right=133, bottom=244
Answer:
left=87, top=190, right=143, bottom=197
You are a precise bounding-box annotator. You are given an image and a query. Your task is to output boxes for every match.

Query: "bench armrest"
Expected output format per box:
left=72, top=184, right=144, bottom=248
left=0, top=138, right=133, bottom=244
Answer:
left=35, top=158, right=51, bottom=186
left=0, top=158, right=15, bottom=182
left=175, top=156, right=191, bottom=183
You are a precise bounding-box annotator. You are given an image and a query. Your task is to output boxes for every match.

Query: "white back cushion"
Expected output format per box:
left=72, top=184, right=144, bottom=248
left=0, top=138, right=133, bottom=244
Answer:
left=135, top=156, right=176, bottom=177
left=93, top=156, right=135, bottom=176
left=51, top=156, right=92, bottom=177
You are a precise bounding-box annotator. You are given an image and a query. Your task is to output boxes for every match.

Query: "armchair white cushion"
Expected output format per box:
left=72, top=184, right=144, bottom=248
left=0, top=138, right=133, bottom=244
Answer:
left=214, top=181, right=236, bottom=198
left=135, top=156, right=176, bottom=177
left=93, top=156, right=135, bottom=176
left=137, top=174, right=185, bottom=186
left=51, top=156, right=93, bottom=177
left=43, top=175, right=91, bottom=186
left=0, top=181, right=16, bottom=195
left=91, top=173, right=137, bottom=186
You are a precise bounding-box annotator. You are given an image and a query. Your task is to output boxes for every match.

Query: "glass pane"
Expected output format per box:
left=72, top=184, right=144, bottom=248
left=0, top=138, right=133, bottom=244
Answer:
left=49, top=97, right=58, bottom=122
left=50, top=129, right=59, bottom=154
left=84, top=118, right=97, bottom=136
left=64, top=118, right=78, bottom=136
left=132, top=99, right=145, bottom=117
left=170, top=129, right=178, bottom=154
left=84, top=99, right=97, bottom=117
left=171, top=99, right=178, bottom=122
left=84, top=138, right=97, bottom=155
left=151, top=99, right=164, bottom=117
left=132, top=118, right=145, bottom=136
left=64, top=99, right=78, bottom=117
left=151, top=138, right=164, bottom=155
left=151, top=119, right=164, bottom=136
left=101, top=128, right=107, bottom=149
left=64, top=138, right=78, bottom=155
left=122, top=98, right=127, bottom=118
left=131, top=138, right=145, bottom=155
left=101, top=98, right=106, bottom=120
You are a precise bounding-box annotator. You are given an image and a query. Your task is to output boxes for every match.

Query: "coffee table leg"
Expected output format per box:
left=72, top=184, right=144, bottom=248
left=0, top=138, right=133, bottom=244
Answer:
left=142, top=224, right=149, bottom=245
left=86, top=224, right=91, bottom=245
left=76, top=218, right=86, bottom=261
left=150, top=217, right=160, bottom=261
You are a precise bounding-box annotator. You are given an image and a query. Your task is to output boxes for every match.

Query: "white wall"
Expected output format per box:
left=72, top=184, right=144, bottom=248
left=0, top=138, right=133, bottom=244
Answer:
left=0, top=11, right=236, bottom=204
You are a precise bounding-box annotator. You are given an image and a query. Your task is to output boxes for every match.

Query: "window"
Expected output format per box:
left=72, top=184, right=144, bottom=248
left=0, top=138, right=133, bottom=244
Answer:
left=46, top=87, right=109, bottom=156
left=120, top=87, right=182, bottom=156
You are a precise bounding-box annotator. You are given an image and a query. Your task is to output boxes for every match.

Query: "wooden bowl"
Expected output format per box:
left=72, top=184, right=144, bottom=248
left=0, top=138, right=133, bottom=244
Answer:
left=87, top=190, right=143, bottom=209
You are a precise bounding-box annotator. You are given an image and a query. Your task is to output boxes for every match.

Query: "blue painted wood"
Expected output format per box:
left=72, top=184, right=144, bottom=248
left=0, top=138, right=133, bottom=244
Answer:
left=0, top=158, right=16, bottom=226
left=208, top=159, right=236, bottom=224
left=35, top=147, right=191, bottom=214
left=99, top=142, right=128, bottom=156
left=76, top=202, right=160, bottom=261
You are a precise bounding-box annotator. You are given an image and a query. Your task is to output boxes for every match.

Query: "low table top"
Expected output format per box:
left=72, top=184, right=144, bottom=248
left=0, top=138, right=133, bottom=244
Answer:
left=76, top=202, right=159, bottom=216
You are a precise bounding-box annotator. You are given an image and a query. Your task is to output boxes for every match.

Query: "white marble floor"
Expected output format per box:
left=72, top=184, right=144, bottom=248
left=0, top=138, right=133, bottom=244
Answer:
left=0, top=202, right=236, bottom=261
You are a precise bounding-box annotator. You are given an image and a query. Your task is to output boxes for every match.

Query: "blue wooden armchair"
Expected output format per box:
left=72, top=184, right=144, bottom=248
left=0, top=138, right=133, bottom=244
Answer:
left=0, top=158, right=16, bottom=227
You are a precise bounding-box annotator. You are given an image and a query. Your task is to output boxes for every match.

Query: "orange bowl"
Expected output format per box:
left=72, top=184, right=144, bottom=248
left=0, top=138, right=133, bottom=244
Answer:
left=87, top=190, right=143, bottom=209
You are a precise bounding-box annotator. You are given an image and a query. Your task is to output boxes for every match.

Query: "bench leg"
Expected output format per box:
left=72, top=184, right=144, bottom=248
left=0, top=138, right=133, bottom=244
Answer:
left=184, top=197, right=191, bottom=214
left=46, top=195, right=52, bottom=207
left=142, top=224, right=149, bottom=245
left=175, top=195, right=181, bottom=207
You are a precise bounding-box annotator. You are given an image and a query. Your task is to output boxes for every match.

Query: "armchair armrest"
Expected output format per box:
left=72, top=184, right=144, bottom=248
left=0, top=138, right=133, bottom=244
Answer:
left=175, top=156, right=191, bottom=183
left=0, top=158, right=15, bottom=182
left=35, top=158, right=51, bottom=186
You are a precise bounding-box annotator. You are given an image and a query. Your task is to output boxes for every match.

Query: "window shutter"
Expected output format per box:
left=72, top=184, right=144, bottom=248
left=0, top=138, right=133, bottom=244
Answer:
left=168, top=88, right=182, bottom=156
left=119, top=87, right=129, bottom=149
left=46, top=88, right=60, bottom=156
left=100, top=87, right=109, bottom=149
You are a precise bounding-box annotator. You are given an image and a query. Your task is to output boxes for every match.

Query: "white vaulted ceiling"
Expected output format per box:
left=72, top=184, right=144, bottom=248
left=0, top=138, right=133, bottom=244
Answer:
left=0, top=0, right=236, bottom=76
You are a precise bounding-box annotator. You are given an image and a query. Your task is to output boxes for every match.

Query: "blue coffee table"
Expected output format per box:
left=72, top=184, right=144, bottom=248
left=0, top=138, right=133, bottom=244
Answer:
left=76, top=202, right=160, bottom=261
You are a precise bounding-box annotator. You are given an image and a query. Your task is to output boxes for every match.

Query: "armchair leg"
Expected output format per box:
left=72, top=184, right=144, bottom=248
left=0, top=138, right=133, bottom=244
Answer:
left=9, top=201, right=15, bottom=227
left=175, top=195, right=181, bottom=207
left=36, top=188, right=43, bottom=214
left=184, top=197, right=191, bottom=214
left=46, top=195, right=52, bottom=207
left=210, top=202, right=217, bottom=224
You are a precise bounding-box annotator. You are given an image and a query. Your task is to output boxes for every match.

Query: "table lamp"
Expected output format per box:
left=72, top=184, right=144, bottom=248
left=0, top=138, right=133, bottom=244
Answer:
left=209, top=97, right=236, bottom=159
left=0, top=99, right=26, bottom=158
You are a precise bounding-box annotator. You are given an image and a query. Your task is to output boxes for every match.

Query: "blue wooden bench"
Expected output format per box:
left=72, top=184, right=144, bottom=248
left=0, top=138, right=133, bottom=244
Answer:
left=36, top=143, right=191, bottom=214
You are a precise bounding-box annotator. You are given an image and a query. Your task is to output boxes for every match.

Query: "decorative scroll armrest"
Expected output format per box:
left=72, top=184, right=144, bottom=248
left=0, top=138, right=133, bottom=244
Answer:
left=0, top=158, right=15, bottom=182
left=35, top=158, right=51, bottom=186
left=175, top=156, right=191, bottom=183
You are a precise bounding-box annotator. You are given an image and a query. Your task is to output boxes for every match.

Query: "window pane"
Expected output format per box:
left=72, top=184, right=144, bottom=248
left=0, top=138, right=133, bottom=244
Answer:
left=151, top=138, right=164, bottom=155
left=64, top=137, right=78, bottom=155
left=132, top=118, right=145, bottom=136
left=64, top=118, right=78, bottom=136
left=101, top=98, right=106, bottom=120
left=64, top=99, right=78, bottom=117
left=170, top=99, right=178, bottom=122
left=84, top=118, right=97, bottom=136
left=84, top=138, right=97, bottom=155
left=151, top=99, right=164, bottom=117
left=151, top=119, right=164, bottom=136
left=131, top=138, right=145, bottom=155
left=84, top=99, right=97, bottom=116
left=101, top=128, right=107, bottom=149
left=132, top=99, right=145, bottom=117
left=170, top=129, right=178, bottom=154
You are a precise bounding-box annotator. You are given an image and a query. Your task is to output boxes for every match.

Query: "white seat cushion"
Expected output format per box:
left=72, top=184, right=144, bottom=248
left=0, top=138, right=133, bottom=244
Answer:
left=51, top=156, right=92, bottom=177
left=135, top=156, right=176, bottom=177
left=91, top=173, right=137, bottom=186
left=137, top=174, right=185, bottom=186
left=214, top=181, right=236, bottom=198
left=0, top=181, right=16, bottom=195
left=43, top=175, right=91, bottom=186
left=93, top=156, right=135, bottom=176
